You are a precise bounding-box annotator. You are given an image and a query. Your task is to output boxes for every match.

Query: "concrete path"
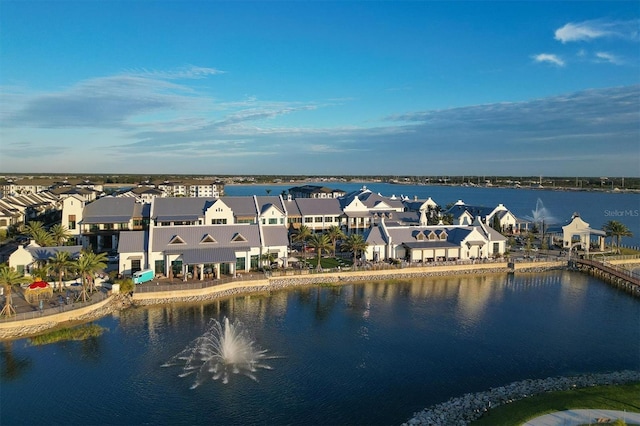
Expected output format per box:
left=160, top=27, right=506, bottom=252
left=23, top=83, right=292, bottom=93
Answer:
left=524, top=409, right=640, bottom=425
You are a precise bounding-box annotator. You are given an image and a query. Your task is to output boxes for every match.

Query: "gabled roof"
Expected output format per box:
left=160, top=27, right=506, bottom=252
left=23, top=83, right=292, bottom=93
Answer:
left=83, top=197, right=139, bottom=224
left=152, top=197, right=214, bottom=221
left=445, top=204, right=495, bottom=219
left=255, top=196, right=286, bottom=215
left=381, top=225, right=474, bottom=247
left=295, top=198, right=343, bottom=215
left=27, top=245, right=83, bottom=261
left=151, top=224, right=261, bottom=252
left=118, top=231, right=148, bottom=253
left=261, top=226, right=290, bottom=247
left=220, top=196, right=259, bottom=217
left=339, top=187, right=405, bottom=211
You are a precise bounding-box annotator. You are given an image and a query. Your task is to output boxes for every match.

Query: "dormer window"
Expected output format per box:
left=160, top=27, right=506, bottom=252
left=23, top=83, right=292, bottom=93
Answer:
left=439, top=231, right=448, bottom=240
left=169, top=235, right=186, bottom=244
left=428, top=231, right=437, bottom=241
left=200, top=234, right=217, bottom=244
left=232, top=233, right=247, bottom=242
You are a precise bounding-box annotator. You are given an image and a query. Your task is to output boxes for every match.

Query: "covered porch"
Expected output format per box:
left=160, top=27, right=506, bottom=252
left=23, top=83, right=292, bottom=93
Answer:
left=162, top=247, right=247, bottom=281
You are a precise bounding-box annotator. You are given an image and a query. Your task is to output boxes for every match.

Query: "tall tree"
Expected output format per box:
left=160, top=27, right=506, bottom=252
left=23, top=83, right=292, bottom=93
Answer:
left=49, top=251, right=74, bottom=292
left=24, top=221, right=53, bottom=247
left=603, top=221, right=633, bottom=254
left=307, top=233, right=332, bottom=271
left=75, top=250, right=107, bottom=302
left=292, top=225, right=312, bottom=244
left=292, top=225, right=312, bottom=259
left=0, top=266, right=30, bottom=317
left=49, top=224, right=72, bottom=246
left=341, top=234, right=369, bottom=269
left=326, top=225, right=346, bottom=256
left=260, top=251, right=276, bottom=268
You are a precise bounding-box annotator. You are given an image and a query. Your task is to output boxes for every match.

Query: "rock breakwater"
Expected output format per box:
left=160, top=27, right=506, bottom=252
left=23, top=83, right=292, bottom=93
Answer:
left=402, top=370, right=640, bottom=426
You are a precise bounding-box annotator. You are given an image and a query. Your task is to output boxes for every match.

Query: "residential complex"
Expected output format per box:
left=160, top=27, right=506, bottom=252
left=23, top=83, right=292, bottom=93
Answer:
left=7, top=186, right=522, bottom=281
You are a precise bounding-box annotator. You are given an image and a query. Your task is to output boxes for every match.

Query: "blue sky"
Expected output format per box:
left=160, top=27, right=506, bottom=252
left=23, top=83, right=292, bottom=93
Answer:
left=1, top=1, right=638, bottom=176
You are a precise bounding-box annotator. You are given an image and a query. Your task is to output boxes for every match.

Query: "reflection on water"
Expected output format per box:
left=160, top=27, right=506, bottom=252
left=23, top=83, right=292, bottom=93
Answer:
left=2, top=271, right=638, bottom=426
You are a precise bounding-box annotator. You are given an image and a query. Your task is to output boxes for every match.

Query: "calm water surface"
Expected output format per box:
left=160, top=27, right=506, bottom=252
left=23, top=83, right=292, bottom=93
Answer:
left=1, top=271, right=638, bottom=425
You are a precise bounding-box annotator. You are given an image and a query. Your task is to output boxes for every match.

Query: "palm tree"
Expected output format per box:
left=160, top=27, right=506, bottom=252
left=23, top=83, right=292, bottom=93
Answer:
left=307, top=233, right=332, bottom=271
left=49, top=251, right=73, bottom=292
left=49, top=224, right=72, bottom=246
left=342, top=234, right=369, bottom=269
left=603, top=221, right=633, bottom=254
left=260, top=251, right=276, bottom=269
left=326, top=225, right=345, bottom=257
left=292, top=225, right=312, bottom=260
left=292, top=224, right=312, bottom=244
left=0, top=266, right=30, bottom=317
left=75, top=250, right=107, bottom=302
left=24, top=221, right=53, bottom=246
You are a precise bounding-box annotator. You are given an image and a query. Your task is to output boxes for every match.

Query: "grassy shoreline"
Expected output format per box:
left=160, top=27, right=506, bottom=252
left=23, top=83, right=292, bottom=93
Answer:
left=470, top=382, right=640, bottom=425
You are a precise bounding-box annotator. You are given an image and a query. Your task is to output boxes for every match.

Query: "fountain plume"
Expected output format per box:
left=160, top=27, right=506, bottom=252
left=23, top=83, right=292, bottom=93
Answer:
left=524, top=198, right=558, bottom=225
left=163, top=317, right=276, bottom=388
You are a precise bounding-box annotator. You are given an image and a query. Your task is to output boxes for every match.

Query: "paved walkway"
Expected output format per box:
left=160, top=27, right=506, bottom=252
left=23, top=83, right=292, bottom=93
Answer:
left=524, top=409, right=640, bottom=425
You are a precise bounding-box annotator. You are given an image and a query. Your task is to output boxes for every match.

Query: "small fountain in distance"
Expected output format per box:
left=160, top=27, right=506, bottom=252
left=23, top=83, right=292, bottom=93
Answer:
left=525, top=198, right=558, bottom=227
left=163, top=317, right=275, bottom=388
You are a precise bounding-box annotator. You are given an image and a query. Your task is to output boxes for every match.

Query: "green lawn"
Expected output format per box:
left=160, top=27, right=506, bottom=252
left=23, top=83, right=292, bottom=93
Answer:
left=471, top=382, right=640, bottom=425
left=304, top=256, right=352, bottom=269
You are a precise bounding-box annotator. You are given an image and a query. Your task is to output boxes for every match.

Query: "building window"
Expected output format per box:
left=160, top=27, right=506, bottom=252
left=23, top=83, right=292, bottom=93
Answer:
left=236, top=257, right=246, bottom=272
left=314, top=217, right=323, bottom=223
left=304, top=217, right=313, bottom=223
left=269, top=218, right=277, bottom=224
left=161, top=222, right=171, bottom=226
left=68, top=215, right=76, bottom=230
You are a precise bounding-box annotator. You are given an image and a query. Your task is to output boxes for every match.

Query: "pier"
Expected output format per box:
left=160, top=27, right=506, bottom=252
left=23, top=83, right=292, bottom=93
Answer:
left=573, top=258, right=640, bottom=297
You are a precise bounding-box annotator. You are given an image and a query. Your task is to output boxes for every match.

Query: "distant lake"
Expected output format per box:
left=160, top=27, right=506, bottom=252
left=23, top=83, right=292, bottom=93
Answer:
left=1, top=271, right=638, bottom=425
left=226, top=182, right=640, bottom=247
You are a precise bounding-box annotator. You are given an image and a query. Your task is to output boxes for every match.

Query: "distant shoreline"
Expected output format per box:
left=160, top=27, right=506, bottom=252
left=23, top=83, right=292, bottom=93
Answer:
left=224, top=181, right=640, bottom=194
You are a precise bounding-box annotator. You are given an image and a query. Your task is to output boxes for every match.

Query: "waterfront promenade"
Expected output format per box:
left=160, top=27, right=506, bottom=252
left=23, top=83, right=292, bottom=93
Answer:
left=3, top=256, right=639, bottom=340
left=0, top=258, right=565, bottom=339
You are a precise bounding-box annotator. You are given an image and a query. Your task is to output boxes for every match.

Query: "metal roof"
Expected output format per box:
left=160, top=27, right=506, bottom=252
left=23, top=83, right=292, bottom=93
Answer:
left=179, top=247, right=240, bottom=264
left=118, top=231, right=148, bottom=253
left=151, top=224, right=261, bottom=252
left=82, top=215, right=133, bottom=224
left=28, top=245, right=83, bottom=260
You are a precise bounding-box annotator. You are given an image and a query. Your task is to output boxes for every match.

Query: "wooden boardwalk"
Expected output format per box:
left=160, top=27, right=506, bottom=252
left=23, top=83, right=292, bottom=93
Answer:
left=575, top=258, right=640, bottom=296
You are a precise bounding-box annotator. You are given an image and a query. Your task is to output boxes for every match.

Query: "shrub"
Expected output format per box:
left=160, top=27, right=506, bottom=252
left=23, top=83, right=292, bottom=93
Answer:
left=118, top=278, right=134, bottom=294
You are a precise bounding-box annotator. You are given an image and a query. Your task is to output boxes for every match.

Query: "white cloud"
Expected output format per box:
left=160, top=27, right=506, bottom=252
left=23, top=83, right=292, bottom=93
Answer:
left=555, top=19, right=640, bottom=43
left=532, top=53, right=565, bottom=67
left=595, top=51, right=622, bottom=65
left=126, top=65, right=226, bottom=79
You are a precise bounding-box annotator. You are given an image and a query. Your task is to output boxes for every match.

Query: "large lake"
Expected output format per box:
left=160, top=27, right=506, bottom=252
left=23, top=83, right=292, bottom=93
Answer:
left=1, top=271, right=639, bottom=425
